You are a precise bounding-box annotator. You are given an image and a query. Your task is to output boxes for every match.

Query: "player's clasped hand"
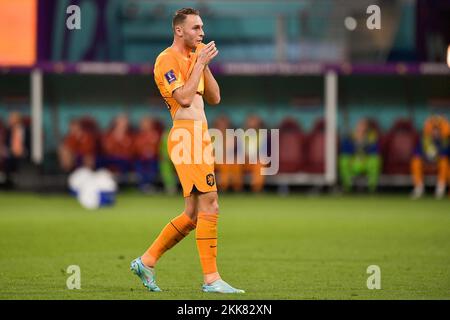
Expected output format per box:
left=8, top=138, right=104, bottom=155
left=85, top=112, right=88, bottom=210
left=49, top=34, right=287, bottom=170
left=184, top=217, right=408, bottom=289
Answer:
left=198, top=41, right=219, bottom=66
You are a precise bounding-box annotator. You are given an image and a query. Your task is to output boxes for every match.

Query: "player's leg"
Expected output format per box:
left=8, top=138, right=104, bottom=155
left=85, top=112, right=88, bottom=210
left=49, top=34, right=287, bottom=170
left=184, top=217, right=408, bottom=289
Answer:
left=448, top=164, right=450, bottom=197
left=339, top=154, right=353, bottom=192
left=435, top=156, right=448, bottom=199
left=131, top=195, right=197, bottom=291
left=196, top=191, right=219, bottom=283
left=411, top=156, right=424, bottom=198
left=141, top=194, right=197, bottom=268
left=366, top=155, right=381, bottom=193
left=139, top=120, right=198, bottom=268
left=58, top=145, right=74, bottom=172
left=231, top=163, right=244, bottom=192
left=196, top=191, right=244, bottom=293
left=249, top=162, right=265, bottom=192
left=216, top=164, right=230, bottom=191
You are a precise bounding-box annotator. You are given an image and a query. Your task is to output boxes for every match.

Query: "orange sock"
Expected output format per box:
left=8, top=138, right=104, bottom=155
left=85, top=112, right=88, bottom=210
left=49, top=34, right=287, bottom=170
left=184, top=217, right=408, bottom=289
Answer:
left=141, top=212, right=196, bottom=267
left=437, top=157, right=449, bottom=185
left=411, top=156, right=423, bottom=187
left=196, top=212, right=219, bottom=275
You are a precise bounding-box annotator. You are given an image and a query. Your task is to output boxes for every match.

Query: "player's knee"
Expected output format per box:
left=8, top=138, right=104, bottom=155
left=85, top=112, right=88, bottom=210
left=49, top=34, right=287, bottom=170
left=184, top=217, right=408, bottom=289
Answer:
left=204, top=200, right=219, bottom=214
left=207, top=193, right=219, bottom=214
left=210, top=198, right=219, bottom=215
left=199, top=193, right=219, bottom=214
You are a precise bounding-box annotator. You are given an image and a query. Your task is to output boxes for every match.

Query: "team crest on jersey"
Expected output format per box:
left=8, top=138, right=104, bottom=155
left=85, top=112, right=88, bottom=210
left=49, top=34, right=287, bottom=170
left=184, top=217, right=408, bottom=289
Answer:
left=164, top=70, right=176, bottom=84
left=206, top=174, right=215, bottom=187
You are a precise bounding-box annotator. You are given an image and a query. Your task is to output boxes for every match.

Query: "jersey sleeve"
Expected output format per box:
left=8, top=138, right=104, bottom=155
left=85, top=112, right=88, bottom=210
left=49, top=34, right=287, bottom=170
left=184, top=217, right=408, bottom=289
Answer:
left=155, top=54, right=184, bottom=96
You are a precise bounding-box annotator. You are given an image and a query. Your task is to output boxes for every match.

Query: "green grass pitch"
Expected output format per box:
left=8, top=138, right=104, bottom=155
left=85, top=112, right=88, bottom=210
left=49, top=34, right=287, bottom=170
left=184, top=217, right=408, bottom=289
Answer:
left=0, top=191, right=449, bottom=300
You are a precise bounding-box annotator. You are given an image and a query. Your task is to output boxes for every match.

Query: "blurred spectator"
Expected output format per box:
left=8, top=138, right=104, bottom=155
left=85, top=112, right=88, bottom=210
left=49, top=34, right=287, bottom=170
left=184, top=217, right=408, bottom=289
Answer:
left=303, top=118, right=326, bottom=174
left=381, top=118, right=419, bottom=175
left=339, top=119, right=381, bottom=193
left=213, top=115, right=242, bottom=192
left=278, top=117, right=306, bottom=173
left=0, top=118, right=5, bottom=173
left=100, top=114, right=134, bottom=180
left=4, top=112, right=31, bottom=179
left=133, top=117, right=161, bottom=192
left=58, top=118, right=97, bottom=172
left=159, top=129, right=178, bottom=195
left=222, top=115, right=266, bottom=193
left=410, top=115, right=450, bottom=199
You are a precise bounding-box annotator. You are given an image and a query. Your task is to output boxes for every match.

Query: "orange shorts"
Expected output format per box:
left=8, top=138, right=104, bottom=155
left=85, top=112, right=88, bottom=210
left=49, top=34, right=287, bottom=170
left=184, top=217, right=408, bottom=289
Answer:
left=167, top=120, right=217, bottom=197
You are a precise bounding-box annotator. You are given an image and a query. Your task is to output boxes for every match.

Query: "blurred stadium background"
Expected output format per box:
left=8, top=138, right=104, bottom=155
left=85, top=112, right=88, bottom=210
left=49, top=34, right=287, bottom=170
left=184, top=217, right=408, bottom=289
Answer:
left=0, top=0, right=450, bottom=299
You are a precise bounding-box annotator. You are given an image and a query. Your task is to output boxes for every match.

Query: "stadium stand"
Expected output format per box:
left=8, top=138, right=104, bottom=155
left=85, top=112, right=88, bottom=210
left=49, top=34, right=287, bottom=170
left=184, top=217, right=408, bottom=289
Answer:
left=278, top=118, right=307, bottom=173
left=303, top=118, right=326, bottom=174
left=382, top=119, right=420, bottom=175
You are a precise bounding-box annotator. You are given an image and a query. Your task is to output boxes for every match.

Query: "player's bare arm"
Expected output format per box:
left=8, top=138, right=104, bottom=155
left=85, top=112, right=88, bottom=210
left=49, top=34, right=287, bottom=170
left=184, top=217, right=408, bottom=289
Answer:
left=203, top=65, right=220, bottom=105
left=173, top=41, right=218, bottom=108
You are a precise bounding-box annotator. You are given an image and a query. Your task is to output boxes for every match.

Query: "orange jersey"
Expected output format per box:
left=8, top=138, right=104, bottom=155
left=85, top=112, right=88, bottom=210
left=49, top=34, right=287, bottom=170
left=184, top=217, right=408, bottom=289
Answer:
left=154, top=44, right=205, bottom=119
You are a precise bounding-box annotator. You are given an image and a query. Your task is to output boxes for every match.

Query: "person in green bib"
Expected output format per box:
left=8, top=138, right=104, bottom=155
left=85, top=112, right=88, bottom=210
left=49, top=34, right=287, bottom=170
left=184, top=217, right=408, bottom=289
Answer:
left=339, top=119, right=381, bottom=193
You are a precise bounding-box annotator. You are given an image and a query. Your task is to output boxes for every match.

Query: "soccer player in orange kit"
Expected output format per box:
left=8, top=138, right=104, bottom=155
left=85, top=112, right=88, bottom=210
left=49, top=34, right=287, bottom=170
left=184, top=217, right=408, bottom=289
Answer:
left=130, top=8, right=244, bottom=294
